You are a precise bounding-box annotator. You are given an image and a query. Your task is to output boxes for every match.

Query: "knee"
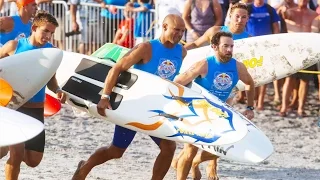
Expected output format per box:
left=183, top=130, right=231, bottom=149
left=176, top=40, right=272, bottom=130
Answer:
left=24, top=158, right=42, bottom=168
left=159, top=140, right=176, bottom=156
left=0, top=147, right=9, bottom=159
left=183, top=145, right=198, bottom=162
left=9, top=145, right=24, bottom=163
left=107, top=145, right=126, bottom=159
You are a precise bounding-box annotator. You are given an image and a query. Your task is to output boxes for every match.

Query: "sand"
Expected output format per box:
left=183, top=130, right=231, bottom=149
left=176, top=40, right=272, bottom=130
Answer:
left=0, top=83, right=319, bottom=180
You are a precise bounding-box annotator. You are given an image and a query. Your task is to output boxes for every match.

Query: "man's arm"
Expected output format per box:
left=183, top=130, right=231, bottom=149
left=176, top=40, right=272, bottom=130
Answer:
left=0, top=17, right=13, bottom=33
left=182, top=0, right=196, bottom=35
left=311, top=16, right=320, bottom=33
left=211, top=0, right=223, bottom=26
left=184, top=26, right=220, bottom=50
left=101, top=43, right=150, bottom=96
left=0, top=40, right=18, bottom=59
left=182, top=46, right=187, bottom=60
left=174, top=59, right=207, bottom=86
left=47, top=74, right=60, bottom=93
left=271, top=7, right=281, bottom=33
left=36, top=0, right=52, bottom=4
left=236, top=62, right=254, bottom=107
left=126, top=3, right=149, bottom=12
left=69, top=0, right=79, bottom=32
left=0, top=0, right=4, bottom=11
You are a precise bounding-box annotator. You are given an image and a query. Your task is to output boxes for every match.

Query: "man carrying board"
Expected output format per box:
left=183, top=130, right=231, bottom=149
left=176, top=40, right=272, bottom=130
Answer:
left=175, top=31, right=255, bottom=180
left=172, top=3, right=253, bottom=179
left=183, top=3, right=252, bottom=105
left=71, top=14, right=187, bottom=180
left=0, top=11, right=66, bottom=180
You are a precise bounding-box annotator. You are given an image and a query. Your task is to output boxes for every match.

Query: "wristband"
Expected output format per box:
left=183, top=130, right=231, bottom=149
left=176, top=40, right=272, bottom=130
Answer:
left=246, top=106, right=254, bottom=111
left=55, top=87, right=62, bottom=93
left=101, top=94, right=110, bottom=100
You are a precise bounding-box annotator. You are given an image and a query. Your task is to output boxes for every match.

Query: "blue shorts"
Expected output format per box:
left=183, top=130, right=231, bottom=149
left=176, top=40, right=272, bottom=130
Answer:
left=112, top=125, right=162, bottom=149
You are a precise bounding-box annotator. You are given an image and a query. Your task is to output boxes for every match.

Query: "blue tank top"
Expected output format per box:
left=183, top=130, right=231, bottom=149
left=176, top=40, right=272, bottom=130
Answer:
left=15, top=38, right=54, bottom=103
left=134, top=39, right=183, bottom=81
left=195, top=56, right=239, bottom=102
left=220, top=26, right=249, bottom=40
left=0, top=16, right=32, bottom=47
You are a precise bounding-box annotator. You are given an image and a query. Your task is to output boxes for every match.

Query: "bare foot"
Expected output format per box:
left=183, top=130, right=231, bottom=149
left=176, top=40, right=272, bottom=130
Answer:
left=191, top=165, right=202, bottom=180
left=72, top=160, right=86, bottom=180
left=206, top=164, right=219, bottom=180
left=256, top=106, right=264, bottom=111
left=207, top=171, right=219, bottom=180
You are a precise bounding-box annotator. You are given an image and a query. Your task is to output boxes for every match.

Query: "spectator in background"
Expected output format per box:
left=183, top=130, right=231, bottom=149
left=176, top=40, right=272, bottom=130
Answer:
left=224, top=0, right=253, bottom=26
left=246, top=0, right=280, bottom=110
left=78, top=0, right=101, bottom=55
left=277, top=0, right=297, bottom=33
left=0, top=0, right=37, bottom=47
left=113, top=6, right=134, bottom=47
left=279, top=0, right=318, bottom=117
left=311, top=14, right=320, bottom=100
left=125, top=0, right=153, bottom=45
left=183, top=0, right=223, bottom=42
left=153, top=0, right=186, bottom=40
left=100, top=0, right=128, bottom=43
left=268, top=0, right=283, bottom=9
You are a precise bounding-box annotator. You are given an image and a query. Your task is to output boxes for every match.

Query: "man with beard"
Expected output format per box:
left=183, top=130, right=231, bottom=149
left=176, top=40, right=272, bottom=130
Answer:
left=171, top=4, right=253, bottom=179
left=71, top=14, right=187, bottom=180
left=175, top=31, right=255, bottom=180
left=183, top=3, right=252, bottom=105
left=0, top=0, right=38, bottom=47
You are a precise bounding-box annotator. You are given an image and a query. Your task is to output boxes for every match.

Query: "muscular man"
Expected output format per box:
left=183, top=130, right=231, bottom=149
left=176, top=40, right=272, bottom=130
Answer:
left=72, top=14, right=187, bottom=180
left=183, top=3, right=251, bottom=104
left=175, top=31, right=255, bottom=180
left=172, top=3, right=253, bottom=180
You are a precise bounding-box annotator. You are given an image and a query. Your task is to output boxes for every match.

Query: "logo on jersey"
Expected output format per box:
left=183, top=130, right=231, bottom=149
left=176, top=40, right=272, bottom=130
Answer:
left=213, top=72, right=233, bottom=90
left=157, top=59, right=177, bottom=79
left=14, top=33, right=27, bottom=40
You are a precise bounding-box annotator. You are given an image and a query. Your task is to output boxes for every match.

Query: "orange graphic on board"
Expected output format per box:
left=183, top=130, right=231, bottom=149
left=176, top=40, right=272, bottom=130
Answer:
left=0, top=79, right=13, bottom=106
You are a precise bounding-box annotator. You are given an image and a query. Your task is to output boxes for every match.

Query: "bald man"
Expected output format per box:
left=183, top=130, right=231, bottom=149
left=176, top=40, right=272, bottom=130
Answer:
left=72, top=14, right=187, bottom=180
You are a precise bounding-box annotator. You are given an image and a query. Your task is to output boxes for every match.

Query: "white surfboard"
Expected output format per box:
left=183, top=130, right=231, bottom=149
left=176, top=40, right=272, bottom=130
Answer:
left=0, top=48, right=63, bottom=109
left=0, top=106, right=44, bottom=147
left=181, top=33, right=320, bottom=91
left=90, top=43, right=274, bottom=163
left=50, top=51, right=253, bottom=146
left=193, top=83, right=273, bottom=163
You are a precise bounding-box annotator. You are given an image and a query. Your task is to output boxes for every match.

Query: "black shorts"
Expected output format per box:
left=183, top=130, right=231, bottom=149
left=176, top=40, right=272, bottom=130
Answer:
left=292, top=64, right=317, bottom=81
left=16, top=107, right=45, bottom=153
